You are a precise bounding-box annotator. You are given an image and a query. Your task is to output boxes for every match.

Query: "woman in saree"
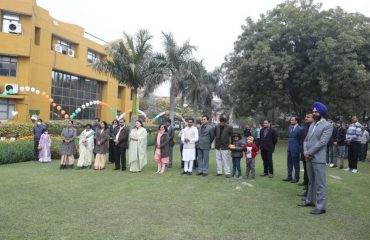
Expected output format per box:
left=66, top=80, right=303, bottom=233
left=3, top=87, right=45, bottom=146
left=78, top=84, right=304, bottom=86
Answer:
left=77, top=124, right=95, bottom=169
left=128, top=120, right=148, bottom=172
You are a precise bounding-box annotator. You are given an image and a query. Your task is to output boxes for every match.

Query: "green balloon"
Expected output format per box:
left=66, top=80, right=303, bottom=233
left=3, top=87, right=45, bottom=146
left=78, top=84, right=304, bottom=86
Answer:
left=8, top=89, right=14, bottom=94
left=2, top=92, right=7, bottom=97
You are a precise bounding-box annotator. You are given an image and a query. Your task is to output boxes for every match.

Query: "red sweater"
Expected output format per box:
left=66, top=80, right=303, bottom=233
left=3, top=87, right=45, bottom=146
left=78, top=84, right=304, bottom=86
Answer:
left=243, top=143, right=259, bottom=158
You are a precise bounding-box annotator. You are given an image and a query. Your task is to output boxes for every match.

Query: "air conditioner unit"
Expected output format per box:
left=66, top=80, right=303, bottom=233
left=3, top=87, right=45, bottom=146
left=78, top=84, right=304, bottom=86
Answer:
left=54, top=44, right=63, bottom=53
left=5, top=83, right=19, bottom=94
left=7, top=21, right=22, bottom=34
left=67, top=49, right=75, bottom=57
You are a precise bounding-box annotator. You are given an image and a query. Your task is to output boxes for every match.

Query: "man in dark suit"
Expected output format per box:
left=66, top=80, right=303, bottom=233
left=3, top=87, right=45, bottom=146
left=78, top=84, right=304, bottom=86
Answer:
left=165, top=119, right=175, bottom=168
left=299, top=102, right=333, bottom=215
left=283, top=116, right=303, bottom=183
left=113, top=119, right=129, bottom=171
left=259, top=120, right=278, bottom=178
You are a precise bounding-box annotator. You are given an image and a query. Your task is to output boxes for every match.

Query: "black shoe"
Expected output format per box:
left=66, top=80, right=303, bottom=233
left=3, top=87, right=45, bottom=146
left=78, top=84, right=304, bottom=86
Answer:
left=298, top=202, right=315, bottom=207
left=282, top=178, right=293, bottom=181
left=216, top=173, right=222, bottom=176
left=291, top=179, right=299, bottom=183
left=268, top=174, right=273, bottom=178
left=260, top=173, right=268, bottom=176
left=202, top=173, right=208, bottom=177
left=187, top=172, right=192, bottom=176
left=113, top=168, right=119, bottom=170
left=310, top=209, right=326, bottom=214
left=297, top=192, right=307, bottom=197
left=225, top=174, right=231, bottom=178
left=122, top=169, right=126, bottom=171
left=181, top=171, right=188, bottom=175
left=196, top=172, right=203, bottom=176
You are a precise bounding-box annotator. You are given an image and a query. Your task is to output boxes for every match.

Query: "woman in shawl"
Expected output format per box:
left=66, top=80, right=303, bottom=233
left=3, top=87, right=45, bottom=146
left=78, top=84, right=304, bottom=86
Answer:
left=38, top=128, right=51, bottom=163
left=94, top=121, right=109, bottom=170
left=60, top=120, right=77, bottom=169
left=128, top=120, right=148, bottom=172
left=77, top=124, right=95, bottom=169
left=154, top=124, right=170, bottom=174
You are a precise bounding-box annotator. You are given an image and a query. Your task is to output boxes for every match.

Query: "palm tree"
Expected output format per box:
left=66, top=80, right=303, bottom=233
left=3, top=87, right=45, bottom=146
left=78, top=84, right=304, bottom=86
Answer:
left=184, top=61, right=215, bottom=119
left=93, top=29, right=161, bottom=127
left=145, top=32, right=198, bottom=124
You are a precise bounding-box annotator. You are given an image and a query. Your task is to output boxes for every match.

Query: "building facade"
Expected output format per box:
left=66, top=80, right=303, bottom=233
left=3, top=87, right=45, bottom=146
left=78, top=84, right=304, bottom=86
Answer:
left=0, top=0, right=135, bottom=122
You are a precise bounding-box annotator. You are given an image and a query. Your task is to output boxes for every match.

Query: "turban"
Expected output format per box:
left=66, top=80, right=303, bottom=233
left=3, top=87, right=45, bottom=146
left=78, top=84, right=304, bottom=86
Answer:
left=312, top=102, right=328, bottom=116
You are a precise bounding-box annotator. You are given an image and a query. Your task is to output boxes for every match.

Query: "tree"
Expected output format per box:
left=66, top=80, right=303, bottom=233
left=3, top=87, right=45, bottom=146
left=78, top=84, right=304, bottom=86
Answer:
left=225, top=0, right=370, bottom=119
left=93, top=29, right=162, bottom=127
left=146, top=32, right=198, bottom=125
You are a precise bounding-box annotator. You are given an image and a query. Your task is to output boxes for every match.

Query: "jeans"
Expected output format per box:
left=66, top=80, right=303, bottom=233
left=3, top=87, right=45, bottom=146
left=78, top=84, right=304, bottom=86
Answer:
left=336, top=144, right=346, bottom=167
left=359, top=143, right=368, bottom=161
left=246, top=158, right=255, bottom=178
left=348, top=141, right=360, bottom=170
left=326, top=143, right=335, bottom=164
left=232, top=157, right=241, bottom=177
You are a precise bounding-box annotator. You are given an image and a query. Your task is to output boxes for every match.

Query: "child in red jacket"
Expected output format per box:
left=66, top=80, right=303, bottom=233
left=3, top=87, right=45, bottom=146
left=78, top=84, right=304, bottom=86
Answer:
left=243, top=136, right=259, bottom=179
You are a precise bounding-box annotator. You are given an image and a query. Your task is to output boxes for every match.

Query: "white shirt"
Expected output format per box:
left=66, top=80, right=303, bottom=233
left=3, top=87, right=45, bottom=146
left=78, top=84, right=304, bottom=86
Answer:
left=115, top=126, right=125, bottom=141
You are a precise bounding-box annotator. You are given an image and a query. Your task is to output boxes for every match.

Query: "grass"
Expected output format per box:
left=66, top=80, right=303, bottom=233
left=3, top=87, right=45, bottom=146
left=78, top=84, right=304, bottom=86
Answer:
left=1, top=142, right=370, bottom=240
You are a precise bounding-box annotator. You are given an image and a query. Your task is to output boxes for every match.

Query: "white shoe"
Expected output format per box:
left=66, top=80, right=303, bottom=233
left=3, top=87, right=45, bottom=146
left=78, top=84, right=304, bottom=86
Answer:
left=352, top=169, right=358, bottom=173
left=329, top=163, right=334, bottom=167
left=344, top=168, right=351, bottom=172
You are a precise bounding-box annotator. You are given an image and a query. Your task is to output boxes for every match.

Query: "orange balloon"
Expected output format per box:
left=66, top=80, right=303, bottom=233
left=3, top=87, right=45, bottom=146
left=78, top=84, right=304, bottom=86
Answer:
left=48, top=99, right=53, bottom=103
left=42, top=92, right=46, bottom=96
left=57, top=106, right=61, bottom=111
left=64, top=114, right=69, bottom=119
left=45, top=95, right=49, bottom=99
left=61, top=110, right=66, bottom=115
left=52, top=103, right=57, bottom=107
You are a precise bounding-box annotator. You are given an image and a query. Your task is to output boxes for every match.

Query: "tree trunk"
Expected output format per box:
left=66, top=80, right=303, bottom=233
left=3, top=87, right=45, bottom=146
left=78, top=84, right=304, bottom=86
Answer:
left=192, top=97, right=198, bottom=120
left=130, top=88, right=138, bottom=129
left=229, top=107, right=234, bottom=125
left=169, top=84, right=176, bottom=126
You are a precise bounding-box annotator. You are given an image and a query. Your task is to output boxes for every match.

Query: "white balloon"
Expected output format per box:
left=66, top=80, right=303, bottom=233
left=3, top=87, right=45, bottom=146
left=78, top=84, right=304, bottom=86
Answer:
left=82, top=105, right=86, bottom=109
left=86, top=103, right=90, bottom=107
left=25, top=86, right=30, bottom=91
left=30, top=87, right=35, bottom=92
left=49, top=98, right=53, bottom=102
left=96, top=100, right=100, bottom=104
left=89, top=101, right=93, bottom=105
left=77, top=108, right=81, bottom=112
left=35, top=90, right=40, bottom=94
left=19, top=86, right=25, bottom=92
left=11, top=110, right=18, bottom=116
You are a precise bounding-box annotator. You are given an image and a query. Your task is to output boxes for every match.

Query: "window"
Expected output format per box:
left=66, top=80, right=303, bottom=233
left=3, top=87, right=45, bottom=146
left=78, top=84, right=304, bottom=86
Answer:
left=55, top=38, right=72, bottom=55
left=34, top=27, right=41, bottom=45
left=0, top=56, right=17, bottom=77
left=0, top=99, right=15, bottom=120
left=50, top=70, right=102, bottom=120
left=87, top=50, right=100, bottom=63
left=130, top=89, right=135, bottom=100
left=2, top=13, right=19, bottom=33
left=118, top=86, right=124, bottom=98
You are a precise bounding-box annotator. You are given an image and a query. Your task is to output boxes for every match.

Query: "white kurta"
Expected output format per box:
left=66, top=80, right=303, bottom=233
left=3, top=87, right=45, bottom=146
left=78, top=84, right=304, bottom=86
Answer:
left=181, top=126, right=199, bottom=161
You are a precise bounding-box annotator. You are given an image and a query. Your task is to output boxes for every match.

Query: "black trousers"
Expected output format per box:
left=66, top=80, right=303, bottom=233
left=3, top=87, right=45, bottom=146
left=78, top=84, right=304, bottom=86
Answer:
left=34, top=139, right=40, bottom=160
left=261, top=149, right=273, bottom=175
left=114, top=145, right=126, bottom=170
left=108, top=139, right=115, bottom=163
left=348, top=141, right=360, bottom=169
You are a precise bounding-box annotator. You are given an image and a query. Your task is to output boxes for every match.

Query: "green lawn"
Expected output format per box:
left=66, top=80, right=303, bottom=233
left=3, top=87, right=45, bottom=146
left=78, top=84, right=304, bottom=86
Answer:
left=1, top=143, right=370, bottom=240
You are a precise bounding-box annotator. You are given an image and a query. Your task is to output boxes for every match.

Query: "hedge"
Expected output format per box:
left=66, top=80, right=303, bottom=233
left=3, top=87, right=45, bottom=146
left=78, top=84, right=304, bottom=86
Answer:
left=0, top=140, right=34, bottom=164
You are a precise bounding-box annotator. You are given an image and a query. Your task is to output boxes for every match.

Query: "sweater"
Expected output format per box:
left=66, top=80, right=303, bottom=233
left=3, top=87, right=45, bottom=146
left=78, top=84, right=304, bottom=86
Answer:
left=243, top=143, right=259, bottom=159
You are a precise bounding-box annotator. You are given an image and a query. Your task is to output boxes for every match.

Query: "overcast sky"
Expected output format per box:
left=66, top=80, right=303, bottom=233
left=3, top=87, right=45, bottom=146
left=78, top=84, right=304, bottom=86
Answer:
left=36, top=0, right=370, bottom=96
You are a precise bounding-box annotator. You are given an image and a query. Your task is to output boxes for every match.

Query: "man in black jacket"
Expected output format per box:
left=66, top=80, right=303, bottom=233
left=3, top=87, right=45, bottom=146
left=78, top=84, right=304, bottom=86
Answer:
left=259, top=120, right=278, bottom=178
left=333, top=121, right=347, bottom=169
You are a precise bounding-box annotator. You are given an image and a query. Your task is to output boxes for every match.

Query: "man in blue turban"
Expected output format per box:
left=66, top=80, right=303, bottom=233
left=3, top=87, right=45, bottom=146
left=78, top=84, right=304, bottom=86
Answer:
left=299, top=101, right=333, bottom=215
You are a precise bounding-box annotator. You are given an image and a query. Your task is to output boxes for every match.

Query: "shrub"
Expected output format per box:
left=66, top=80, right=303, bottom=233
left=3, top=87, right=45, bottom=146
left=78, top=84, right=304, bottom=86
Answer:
left=0, top=140, right=34, bottom=164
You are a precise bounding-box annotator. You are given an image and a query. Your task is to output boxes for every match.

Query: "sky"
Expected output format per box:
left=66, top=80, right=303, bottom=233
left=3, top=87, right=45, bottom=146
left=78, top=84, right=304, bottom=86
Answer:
left=36, top=0, right=370, bottom=96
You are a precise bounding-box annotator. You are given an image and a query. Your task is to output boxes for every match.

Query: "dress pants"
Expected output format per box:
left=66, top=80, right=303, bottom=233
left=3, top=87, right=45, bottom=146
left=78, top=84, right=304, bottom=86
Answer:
left=306, top=160, right=327, bottom=211
left=287, top=150, right=300, bottom=180
left=198, top=149, right=210, bottom=174
left=261, top=149, right=273, bottom=175
left=114, top=145, right=126, bottom=170
left=168, top=146, right=174, bottom=167
left=108, top=139, right=115, bottom=163
left=216, top=149, right=230, bottom=175
left=348, top=141, right=360, bottom=169
left=184, top=160, right=193, bottom=172
left=34, top=139, right=40, bottom=160
left=180, top=143, right=184, bottom=168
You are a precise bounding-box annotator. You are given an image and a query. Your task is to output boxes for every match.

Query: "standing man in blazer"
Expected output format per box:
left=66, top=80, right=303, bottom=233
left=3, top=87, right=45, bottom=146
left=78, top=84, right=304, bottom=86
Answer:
left=165, top=119, right=175, bottom=168
left=113, top=119, right=130, bottom=171
left=259, top=120, right=278, bottom=178
left=214, top=116, right=233, bottom=177
left=299, top=102, right=333, bottom=214
left=283, top=116, right=303, bottom=183
left=197, top=115, right=215, bottom=177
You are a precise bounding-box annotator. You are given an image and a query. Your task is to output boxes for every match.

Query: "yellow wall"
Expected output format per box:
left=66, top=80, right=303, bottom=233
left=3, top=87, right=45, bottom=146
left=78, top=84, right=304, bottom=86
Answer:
left=0, top=0, right=134, bottom=123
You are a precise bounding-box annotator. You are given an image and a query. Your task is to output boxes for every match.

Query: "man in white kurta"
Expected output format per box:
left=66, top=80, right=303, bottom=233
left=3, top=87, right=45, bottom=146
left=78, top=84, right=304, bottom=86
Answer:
left=181, top=118, right=199, bottom=175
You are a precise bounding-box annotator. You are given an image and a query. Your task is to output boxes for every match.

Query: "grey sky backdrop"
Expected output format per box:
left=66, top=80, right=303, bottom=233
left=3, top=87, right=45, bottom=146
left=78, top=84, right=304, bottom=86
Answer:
left=36, top=0, right=370, bottom=96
